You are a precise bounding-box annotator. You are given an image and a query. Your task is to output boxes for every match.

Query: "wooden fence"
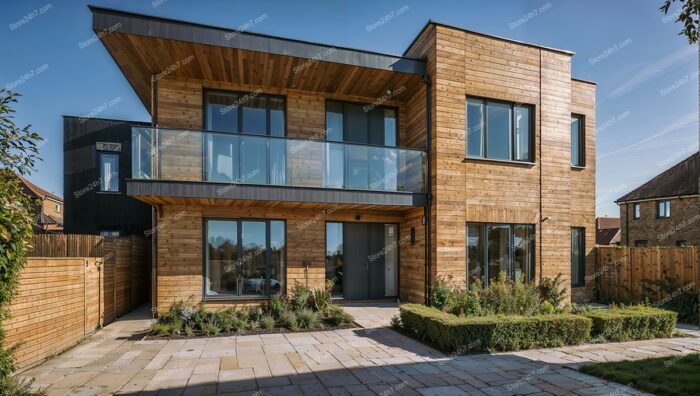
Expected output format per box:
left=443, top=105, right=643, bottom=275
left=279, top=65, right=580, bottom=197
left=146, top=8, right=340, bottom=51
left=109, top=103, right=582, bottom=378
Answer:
left=6, top=235, right=150, bottom=370
left=596, top=246, right=698, bottom=301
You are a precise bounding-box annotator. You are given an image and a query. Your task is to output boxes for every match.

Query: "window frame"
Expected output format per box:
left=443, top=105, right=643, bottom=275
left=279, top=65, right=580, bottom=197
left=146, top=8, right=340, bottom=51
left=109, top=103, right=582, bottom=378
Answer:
left=633, top=203, right=641, bottom=220
left=466, top=222, right=536, bottom=288
left=324, top=99, right=400, bottom=148
left=571, top=227, right=585, bottom=287
left=656, top=200, right=671, bottom=219
left=55, top=202, right=61, bottom=213
left=570, top=114, right=585, bottom=167
left=676, top=240, right=689, bottom=247
left=465, top=96, right=535, bottom=163
left=634, top=240, right=649, bottom=247
left=202, top=88, right=288, bottom=137
left=97, top=151, right=120, bottom=193
left=202, top=217, right=287, bottom=300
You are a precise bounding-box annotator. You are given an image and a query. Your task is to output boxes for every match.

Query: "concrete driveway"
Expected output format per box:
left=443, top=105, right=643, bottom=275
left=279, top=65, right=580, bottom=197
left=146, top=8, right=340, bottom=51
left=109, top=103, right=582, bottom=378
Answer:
left=16, top=306, right=700, bottom=395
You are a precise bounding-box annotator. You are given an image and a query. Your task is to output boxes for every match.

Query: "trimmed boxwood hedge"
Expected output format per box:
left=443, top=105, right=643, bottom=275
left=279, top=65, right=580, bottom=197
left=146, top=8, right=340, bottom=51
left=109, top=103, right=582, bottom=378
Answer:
left=582, top=306, right=677, bottom=342
left=399, top=304, right=592, bottom=352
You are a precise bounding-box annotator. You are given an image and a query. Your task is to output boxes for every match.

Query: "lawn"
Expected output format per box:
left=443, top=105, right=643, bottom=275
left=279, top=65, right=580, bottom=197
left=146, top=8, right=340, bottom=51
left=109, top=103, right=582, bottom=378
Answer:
left=580, top=353, right=700, bottom=396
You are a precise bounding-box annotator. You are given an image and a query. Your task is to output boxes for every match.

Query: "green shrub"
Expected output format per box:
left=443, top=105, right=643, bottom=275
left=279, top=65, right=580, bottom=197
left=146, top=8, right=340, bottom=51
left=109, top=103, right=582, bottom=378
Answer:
left=278, top=310, right=299, bottom=331
left=326, top=305, right=354, bottom=326
left=399, top=304, right=591, bottom=352
left=479, top=272, right=542, bottom=316
left=201, top=315, right=220, bottom=336
left=260, top=315, right=276, bottom=330
left=311, top=280, right=334, bottom=312
left=641, top=273, right=698, bottom=324
left=431, top=275, right=455, bottom=310
left=582, top=305, right=677, bottom=342
left=291, top=286, right=312, bottom=311
left=446, top=291, right=481, bottom=316
left=297, top=308, right=320, bottom=329
left=267, top=295, right=286, bottom=318
left=0, top=376, right=44, bottom=396
left=538, top=274, right=567, bottom=307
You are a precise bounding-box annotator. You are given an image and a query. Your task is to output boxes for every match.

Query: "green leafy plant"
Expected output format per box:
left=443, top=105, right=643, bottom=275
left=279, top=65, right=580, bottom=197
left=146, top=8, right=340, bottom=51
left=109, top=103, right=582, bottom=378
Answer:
left=538, top=274, right=567, bottom=307
left=260, top=315, right=276, bottom=330
left=297, top=308, right=320, bottom=329
left=291, top=285, right=312, bottom=312
left=311, top=280, right=334, bottom=312
left=431, top=275, right=455, bottom=310
left=326, top=305, right=354, bottom=326
left=582, top=305, right=677, bottom=342
left=267, top=295, right=286, bottom=318
left=660, top=0, right=700, bottom=44
left=640, top=271, right=698, bottom=324
left=277, top=309, right=299, bottom=331
left=446, top=290, right=481, bottom=316
left=0, top=90, right=43, bottom=384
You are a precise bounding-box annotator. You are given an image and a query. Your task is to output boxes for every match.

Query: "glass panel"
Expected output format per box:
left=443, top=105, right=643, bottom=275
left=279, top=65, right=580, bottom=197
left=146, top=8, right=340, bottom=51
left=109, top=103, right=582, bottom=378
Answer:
left=384, top=108, right=397, bottom=147
left=325, top=143, right=345, bottom=188
left=205, top=133, right=239, bottom=182
left=345, top=103, right=368, bottom=144
left=269, top=139, right=286, bottom=185
left=467, top=224, right=485, bottom=287
left=326, top=102, right=344, bottom=141
left=368, top=146, right=391, bottom=191
left=384, top=224, right=398, bottom=296
left=514, top=106, right=531, bottom=161
left=242, top=96, right=267, bottom=134
left=241, top=221, right=267, bottom=296
left=571, top=228, right=583, bottom=285
left=368, top=108, right=385, bottom=146
left=467, top=99, right=484, bottom=157
left=206, top=220, right=238, bottom=296
left=269, top=97, right=285, bottom=137
left=240, top=136, right=267, bottom=184
left=513, top=225, right=534, bottom=282
left=99, top=153, right=119, bottom=192
left=269, top=221, right=285, bottom=295
left=345, top=144, right=369, bottom=189
left=206, top=92, right=239, bottom=132
left=487, top=225, right=510, bottom=283
left=486, top=102, right=511, bottom=160
left=326, top=222, right=344, bottom=296
left=634, top=203, right=640, bottom=219
left=131, top=128, right=152, bottom=179
left=571, top=116, right=582, bottom=166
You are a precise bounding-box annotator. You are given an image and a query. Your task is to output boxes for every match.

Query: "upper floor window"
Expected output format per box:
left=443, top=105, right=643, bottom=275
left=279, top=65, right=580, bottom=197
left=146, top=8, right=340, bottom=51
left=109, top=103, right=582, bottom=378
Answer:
left=55, top=203, right=61, bottom=213
left=657, top=200, right=671, bottom=218
left=676, top=240, right=689, bottom=247
left=325, top=100, right=397, bottom=147
left=571, top=115, right=585, bottom=167
left=466, top=98, right=533, bottom=162
left=204, top=90, right=285, bottom=136
left=98, top=152, right=119, bottom=192
left=633, top=203, right=641, bottom=220
left=634, top=240, right=649, bottom=247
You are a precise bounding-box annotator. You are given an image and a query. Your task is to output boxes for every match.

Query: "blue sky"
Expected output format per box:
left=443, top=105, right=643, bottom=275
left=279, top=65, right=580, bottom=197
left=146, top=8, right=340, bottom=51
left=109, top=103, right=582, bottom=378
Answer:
left=1, top=0, right=698, bottom=217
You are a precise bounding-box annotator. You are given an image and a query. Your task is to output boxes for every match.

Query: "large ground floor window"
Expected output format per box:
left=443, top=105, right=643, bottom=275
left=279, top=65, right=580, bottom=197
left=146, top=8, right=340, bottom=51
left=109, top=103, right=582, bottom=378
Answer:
left=466, top=223, right=535, bottom=287
left=205, top=219, right=285, bottom=298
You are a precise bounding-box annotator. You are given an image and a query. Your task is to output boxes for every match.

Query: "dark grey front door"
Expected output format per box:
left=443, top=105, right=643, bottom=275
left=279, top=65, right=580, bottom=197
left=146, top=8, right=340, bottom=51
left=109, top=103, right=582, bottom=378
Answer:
left=343, top=223, right=387, bottom=300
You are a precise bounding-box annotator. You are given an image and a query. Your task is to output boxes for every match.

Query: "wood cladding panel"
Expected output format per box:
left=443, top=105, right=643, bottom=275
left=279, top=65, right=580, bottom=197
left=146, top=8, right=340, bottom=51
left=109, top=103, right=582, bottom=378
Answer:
left=155, top=203, right=418, bottom=311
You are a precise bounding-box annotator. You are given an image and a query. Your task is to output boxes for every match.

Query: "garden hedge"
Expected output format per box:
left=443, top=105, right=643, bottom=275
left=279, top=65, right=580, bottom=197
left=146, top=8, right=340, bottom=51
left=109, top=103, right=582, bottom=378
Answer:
left=399, top=304, right=592, bottom=352
left=582, top=306, right=677, bottom=342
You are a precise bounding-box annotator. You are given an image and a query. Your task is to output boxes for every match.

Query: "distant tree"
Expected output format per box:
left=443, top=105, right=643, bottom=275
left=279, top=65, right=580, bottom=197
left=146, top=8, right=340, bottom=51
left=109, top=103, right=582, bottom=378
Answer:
left=0, top=89, right=43, bottom=391
left=660, top=0, right=700, bottom=43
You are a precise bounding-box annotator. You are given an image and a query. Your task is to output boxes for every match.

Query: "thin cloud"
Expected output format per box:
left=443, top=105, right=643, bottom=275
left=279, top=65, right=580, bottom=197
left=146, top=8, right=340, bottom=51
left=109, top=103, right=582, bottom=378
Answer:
left=598, top=111, right=699, bottom=159
left=607, top=46, right=697, bottom=99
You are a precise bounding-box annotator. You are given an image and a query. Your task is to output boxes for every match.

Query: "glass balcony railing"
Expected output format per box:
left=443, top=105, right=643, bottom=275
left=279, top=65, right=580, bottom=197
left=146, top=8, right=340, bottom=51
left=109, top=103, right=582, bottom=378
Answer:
left=132, top=127, right=426, bottom=194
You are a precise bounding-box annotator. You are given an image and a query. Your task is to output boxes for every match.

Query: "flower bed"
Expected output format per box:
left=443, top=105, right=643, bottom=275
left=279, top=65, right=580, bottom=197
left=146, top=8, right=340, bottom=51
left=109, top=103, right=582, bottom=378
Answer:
left=398, top=304, right=592, bottom=352
left=149, top=282, right=355, bottom=338
left=580, top=305, right=677, bottom=342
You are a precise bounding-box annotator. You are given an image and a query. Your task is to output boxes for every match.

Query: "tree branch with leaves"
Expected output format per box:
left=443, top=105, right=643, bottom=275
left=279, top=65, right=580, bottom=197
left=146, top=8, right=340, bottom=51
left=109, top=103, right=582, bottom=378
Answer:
left=661, top=0, right=700, bottom=43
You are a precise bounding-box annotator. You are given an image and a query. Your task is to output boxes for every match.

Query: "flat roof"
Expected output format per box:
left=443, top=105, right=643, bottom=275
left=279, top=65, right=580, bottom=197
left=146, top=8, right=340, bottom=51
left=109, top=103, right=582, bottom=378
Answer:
left=89, top=5, right=426, bottom=75
left=404, top=20, right=576, bottom=56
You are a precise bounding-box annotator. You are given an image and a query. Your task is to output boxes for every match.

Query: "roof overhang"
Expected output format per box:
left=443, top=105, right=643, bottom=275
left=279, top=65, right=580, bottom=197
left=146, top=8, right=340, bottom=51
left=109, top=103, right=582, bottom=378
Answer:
left=89, top=5, right=426, bottom=111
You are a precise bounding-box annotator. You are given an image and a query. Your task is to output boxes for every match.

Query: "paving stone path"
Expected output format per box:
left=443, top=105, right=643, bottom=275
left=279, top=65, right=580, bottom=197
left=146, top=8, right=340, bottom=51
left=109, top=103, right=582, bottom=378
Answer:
left=16, top=306, right=700, bottom=395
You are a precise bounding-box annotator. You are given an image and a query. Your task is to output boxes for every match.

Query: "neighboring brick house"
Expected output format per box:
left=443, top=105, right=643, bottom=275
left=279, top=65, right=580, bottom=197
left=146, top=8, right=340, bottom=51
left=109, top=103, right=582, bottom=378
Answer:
left=595, top=217, right=621, bottom=246
left=617, top=153, right=699, bottom=248
left=84, top=6, right=596, bottom=310
left=17, top=174, right=64, bottom=234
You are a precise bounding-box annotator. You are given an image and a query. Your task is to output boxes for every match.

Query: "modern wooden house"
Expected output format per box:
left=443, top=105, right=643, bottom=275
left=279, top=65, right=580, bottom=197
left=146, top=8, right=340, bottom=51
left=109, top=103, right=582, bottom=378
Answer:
left=617, top=152, right=699, bottom=248
left=87, top=6, right=596, bottom=311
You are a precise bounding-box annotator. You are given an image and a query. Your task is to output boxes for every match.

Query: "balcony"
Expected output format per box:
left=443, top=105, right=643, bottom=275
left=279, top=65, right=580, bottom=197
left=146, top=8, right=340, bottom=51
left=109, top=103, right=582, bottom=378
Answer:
left=129, top=127, right=426, bottom=207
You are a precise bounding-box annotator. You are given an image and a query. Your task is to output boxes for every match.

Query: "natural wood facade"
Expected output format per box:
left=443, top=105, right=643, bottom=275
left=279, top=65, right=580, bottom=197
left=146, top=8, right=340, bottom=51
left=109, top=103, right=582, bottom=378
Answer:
left=404, top=24, right=596, bottom=302
left=95, top=11, right=595, bottom=309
